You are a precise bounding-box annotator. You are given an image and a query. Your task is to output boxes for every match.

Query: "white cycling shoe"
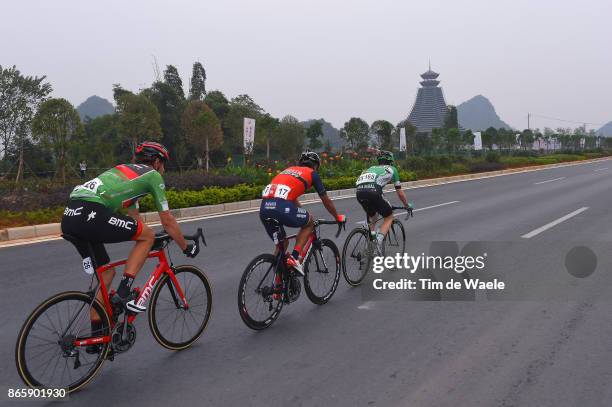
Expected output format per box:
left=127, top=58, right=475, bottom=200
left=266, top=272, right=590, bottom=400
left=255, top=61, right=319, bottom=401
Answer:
left=126, top=300, right=147, bottom=313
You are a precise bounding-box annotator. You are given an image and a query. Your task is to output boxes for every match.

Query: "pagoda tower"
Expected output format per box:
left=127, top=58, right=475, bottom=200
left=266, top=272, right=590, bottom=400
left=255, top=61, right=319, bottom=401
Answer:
left=407, top=63, right=449, bottom=133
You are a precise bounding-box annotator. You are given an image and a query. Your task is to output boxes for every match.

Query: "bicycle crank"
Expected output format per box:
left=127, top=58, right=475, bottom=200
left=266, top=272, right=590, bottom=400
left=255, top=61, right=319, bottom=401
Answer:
left=111, top=321, right=136, bottom=353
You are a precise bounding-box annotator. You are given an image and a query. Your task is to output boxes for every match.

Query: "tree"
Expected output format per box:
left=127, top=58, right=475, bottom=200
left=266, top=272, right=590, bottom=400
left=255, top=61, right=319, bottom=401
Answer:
left=370, top=120, right=394, bottom=151
left=32, top=98, right=83, bottom=183
left=444, top=106, right=459, bottom=130
left=340, top=117, right=369, bottom=150
left=256, top=113, right=279, bottom=160
left=163, top=65, right=184, bottom=99
left=182, top=101, right=222, bottom=171
left=115, top=91, right=161, bottom=153
left=518, top=129, right=534, bottom=150
left=463, top=129, right=475, bottom=148
left=223, top=94, right=264, bottom=154
left=306, top=120, right=324, bottom=150
left=482, top=127, right=498, bottom=151
left=204, top=90, right=230, bottom=120
left=396, top=119, right=417, bottom=153
left=277, top=115, right=305, bottom=157
left=445, top=128, right=462, bottom=153
left=81, top=114, right=123, bottom=167
left=189, top=61, right=207, bottom=101
left=0, top=65, right=52, bottom=182
left=112, top=84, right=130, bottom=104
left=143, top=81, right=187, bottom=167
left=431, top=128, right=445, bottom=151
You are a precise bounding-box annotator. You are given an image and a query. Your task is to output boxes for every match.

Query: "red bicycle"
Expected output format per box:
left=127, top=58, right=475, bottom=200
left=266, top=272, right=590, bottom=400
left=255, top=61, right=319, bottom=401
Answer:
left=15, top=229, right=212, bottom=393
left=238, top=219, right=344, bottom=330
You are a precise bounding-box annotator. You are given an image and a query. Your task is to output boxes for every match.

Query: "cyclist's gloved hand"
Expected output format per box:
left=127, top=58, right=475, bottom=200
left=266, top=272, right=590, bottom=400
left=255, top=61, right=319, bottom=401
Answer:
left=183, top=243, right=199, bottom=258
left=336, top=214, right=346, bottom=223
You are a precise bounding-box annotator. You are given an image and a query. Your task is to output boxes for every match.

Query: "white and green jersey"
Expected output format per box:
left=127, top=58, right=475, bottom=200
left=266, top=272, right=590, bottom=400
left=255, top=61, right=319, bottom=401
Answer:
left=356, top=165, right=401, bottom=192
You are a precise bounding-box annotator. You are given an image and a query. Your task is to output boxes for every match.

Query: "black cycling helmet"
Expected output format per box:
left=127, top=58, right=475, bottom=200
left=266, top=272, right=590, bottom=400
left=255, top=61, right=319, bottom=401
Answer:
left=298, top=151, right=321, bottom=169
left=377, top=150, right=395, bottom=165
left=135, top=141, right=170, bottom=162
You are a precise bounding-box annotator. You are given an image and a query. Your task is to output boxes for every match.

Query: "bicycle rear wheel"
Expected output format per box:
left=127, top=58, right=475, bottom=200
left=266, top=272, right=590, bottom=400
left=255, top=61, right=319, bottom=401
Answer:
left=15, top=291, right=111, bottom=393
left=304, top=239, right=341, bottom=304
left=238, top=254, right=284, bottom=330
left=342, top=228, right=373, bottom=286
left=149, top=265, right=212, bottom=350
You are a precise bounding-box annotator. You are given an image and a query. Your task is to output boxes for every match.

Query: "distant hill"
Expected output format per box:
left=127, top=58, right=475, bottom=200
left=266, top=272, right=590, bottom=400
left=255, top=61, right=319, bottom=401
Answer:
left=76, top=95, right=114, bottom=121
left=302, top=119, right=345, bottom=151
left=457, top=95, right=511, bottom=131
left=596, top=121, right=612, bottom=137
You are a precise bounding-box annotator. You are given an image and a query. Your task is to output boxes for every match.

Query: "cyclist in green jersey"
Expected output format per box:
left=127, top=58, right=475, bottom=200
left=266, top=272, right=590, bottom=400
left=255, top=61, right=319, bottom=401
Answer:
left=61, top=141, right=199, bottom=320
left=355, top=151, right=411, bottom=246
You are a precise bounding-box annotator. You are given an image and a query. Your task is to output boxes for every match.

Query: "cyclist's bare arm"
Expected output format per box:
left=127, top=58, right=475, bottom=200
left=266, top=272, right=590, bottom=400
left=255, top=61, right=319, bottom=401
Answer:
left=128, top=206, right=142, bottom=222
left=294, top=199, right=302, bottom=208
left=159, top=211, right=188, bottom=251
left=395, top=188, right=409, bottom=208
left=320, top=194, right=340, bottom=219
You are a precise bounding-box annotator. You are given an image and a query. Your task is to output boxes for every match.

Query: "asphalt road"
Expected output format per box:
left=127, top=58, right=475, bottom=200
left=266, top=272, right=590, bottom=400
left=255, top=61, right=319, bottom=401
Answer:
left=2, top=159, right=612, bottom=407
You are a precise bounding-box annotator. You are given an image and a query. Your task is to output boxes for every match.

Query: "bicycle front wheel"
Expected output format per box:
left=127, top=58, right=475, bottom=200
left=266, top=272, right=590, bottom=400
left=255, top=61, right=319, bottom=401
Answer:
left=342, top=228, right=373, bottom=286
left=15, top=291, right=111, bottom=393
left=149, top=265, right=213, bottom=350
left=384, top=219, right=406, bottom=261
left=304, top=239, right=341, bottom=304
left=238, top=254, right=284, bottom=330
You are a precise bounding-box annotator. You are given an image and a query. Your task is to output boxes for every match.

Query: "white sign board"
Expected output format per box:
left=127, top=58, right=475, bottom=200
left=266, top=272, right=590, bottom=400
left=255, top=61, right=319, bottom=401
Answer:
left=399, top=128, right=406, bottom=152
left=243, top=118, right=256, bottom=153
left=473, top=131, right=482, bottom=150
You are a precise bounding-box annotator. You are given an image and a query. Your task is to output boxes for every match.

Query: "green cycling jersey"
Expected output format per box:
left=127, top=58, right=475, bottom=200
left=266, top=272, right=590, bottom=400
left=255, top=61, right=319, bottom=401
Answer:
left=356, top=165, right=401, bottom=192
left=69, top=163, right=169, bottom=212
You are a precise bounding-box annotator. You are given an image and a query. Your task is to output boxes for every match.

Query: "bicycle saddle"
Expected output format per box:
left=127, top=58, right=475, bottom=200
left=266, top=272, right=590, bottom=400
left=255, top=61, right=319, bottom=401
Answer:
left=264, top=218, right=280, bottom=226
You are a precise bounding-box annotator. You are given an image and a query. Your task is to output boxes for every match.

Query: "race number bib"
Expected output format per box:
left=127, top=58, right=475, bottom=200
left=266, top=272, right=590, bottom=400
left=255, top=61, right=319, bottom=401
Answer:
left=76, top=177, right=103, bottom=193
left=82, top=257, right=94, bottom=275
left=356, top=173, right=376, bottom=184
left=262, top=183, right=292, bottom=199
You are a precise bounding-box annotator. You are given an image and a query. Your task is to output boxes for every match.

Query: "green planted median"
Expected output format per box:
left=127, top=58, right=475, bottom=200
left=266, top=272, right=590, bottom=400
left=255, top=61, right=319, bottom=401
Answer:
left=0, top=151, right=608, bottom=229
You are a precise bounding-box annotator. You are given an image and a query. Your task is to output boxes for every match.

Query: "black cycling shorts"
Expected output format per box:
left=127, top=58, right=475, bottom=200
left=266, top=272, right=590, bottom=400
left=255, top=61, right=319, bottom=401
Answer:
left=61, top=200, right=143, bottom=267
left=259, top=198, right=310, bottom=240
left=356, top=189, right=392, bottom=218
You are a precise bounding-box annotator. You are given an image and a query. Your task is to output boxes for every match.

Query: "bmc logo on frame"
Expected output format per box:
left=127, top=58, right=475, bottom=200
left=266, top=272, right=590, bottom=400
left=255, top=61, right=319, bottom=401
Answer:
left=108, top=216, right=134, bottom=230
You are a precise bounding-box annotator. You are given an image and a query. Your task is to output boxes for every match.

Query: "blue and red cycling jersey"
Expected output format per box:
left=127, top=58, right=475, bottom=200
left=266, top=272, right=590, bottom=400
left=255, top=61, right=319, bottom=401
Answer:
left=262, top=166, right=326, bottom=201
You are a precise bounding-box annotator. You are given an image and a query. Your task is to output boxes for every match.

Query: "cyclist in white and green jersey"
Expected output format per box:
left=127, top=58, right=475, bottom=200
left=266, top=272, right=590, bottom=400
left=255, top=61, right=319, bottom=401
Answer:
left=355, top=151, right=411, bottom=245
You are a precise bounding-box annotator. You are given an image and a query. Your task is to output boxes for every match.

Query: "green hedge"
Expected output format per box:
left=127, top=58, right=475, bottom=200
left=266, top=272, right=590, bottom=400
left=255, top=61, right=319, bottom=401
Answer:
left=1, top=153, right=607, bottom=228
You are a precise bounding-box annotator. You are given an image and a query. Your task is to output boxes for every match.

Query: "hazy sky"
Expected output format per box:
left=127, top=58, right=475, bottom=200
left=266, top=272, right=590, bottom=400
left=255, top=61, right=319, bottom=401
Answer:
left=2, top=0, right=611, bottom=130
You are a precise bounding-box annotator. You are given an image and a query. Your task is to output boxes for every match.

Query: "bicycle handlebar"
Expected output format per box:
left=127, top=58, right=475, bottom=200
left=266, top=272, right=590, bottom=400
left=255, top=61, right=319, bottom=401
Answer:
left=184, top=228, right=207, bottom=247
left=391, top=206, right=414, bottom=220
left=154, top=227, right=207, bottom=250
left=313, top=219, right=346, bottom=238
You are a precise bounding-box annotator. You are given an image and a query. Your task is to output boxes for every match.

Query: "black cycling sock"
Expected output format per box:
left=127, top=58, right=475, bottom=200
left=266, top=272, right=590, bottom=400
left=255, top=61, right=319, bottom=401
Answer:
left=117, top=276, right=134, bottom=298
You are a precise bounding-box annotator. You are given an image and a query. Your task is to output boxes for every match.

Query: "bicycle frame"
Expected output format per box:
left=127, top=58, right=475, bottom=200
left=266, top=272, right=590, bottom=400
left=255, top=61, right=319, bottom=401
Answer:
left=73, top=248, right=189, bottom=348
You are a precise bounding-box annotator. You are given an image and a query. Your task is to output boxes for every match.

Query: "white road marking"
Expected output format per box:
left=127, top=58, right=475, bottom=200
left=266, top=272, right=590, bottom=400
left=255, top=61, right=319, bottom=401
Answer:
left=534, top=177, right=565, bottom=185
left=521, top=207, right=589, bottom=239
left=357, top=301, right=376, bottom=310
left=594, top=167, right=608, bottom=172
left=355, top=201, right=460, bottom=224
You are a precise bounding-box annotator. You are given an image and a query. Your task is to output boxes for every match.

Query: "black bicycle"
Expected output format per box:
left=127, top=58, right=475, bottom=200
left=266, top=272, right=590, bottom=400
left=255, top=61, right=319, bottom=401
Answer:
left=238, top=219, right=345, bottom=330
left=341, top=206, right=412, bottom=286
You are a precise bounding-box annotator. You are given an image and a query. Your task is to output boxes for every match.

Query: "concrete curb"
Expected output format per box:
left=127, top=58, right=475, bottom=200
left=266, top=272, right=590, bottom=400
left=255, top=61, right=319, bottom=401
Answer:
left=1, top=156, right=609, bottom=243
